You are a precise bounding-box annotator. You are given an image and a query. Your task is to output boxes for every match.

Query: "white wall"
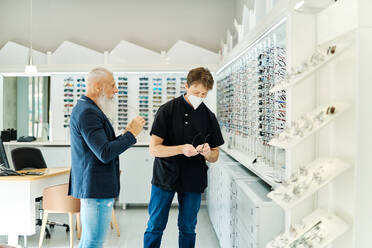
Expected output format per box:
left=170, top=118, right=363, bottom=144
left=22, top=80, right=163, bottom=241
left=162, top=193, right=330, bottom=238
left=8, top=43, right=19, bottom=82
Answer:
left=0, top=0, right=235, bottom=54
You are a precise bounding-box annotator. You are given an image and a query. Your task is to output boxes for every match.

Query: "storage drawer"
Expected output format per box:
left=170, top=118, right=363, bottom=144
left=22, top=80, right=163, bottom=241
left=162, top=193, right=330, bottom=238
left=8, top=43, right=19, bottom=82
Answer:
left=236, top=186, right=259, bottom=224
left=235, top=215, right=260, bottom=248
left=235, top=210, right=259, bottom=244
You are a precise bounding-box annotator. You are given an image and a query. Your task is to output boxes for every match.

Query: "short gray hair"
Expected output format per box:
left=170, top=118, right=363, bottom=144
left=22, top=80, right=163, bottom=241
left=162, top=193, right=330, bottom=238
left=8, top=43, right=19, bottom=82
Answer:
left=86, top=67, right=113, bottom=84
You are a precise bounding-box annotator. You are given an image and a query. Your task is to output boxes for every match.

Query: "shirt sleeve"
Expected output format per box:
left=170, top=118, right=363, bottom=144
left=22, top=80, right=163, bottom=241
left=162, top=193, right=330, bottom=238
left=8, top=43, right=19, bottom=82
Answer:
left=150, top=105, right=169, bottom=140
left=78, top=109, right=137, bottom=164
left=208, top=113, right=225, bottom=149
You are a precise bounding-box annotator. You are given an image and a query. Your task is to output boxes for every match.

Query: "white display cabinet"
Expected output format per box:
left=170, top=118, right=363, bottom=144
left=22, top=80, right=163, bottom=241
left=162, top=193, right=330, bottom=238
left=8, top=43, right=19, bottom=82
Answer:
left=118, top=146, right=154, bottom=207
left=216, top=0, right=368, bottom=247
left=206, top=151, right=284, bottom=248
left=234, top=180, right=284, bottom=248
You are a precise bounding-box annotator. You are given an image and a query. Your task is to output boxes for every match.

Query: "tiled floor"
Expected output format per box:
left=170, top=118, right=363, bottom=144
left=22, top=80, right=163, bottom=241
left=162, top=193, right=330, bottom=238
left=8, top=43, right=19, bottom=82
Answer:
left=0, top=206, right=220, bottom=248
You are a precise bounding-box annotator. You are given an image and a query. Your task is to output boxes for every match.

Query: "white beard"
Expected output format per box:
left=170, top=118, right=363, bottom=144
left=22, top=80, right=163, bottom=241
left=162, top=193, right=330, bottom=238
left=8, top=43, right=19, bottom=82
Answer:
left=97, top=93, right=117, bottom=125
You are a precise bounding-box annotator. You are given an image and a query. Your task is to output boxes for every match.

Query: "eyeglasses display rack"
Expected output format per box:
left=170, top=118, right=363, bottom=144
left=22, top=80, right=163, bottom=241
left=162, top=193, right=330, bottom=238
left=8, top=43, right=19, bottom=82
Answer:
left=217, top=22, right=287, bottom=185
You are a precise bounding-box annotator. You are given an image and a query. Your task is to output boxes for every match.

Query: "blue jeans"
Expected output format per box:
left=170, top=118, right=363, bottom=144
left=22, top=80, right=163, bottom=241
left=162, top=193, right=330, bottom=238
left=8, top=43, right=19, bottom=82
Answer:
left=78, top=198, right=114, bottom=248
left=144, top=185, right=202, bottom=248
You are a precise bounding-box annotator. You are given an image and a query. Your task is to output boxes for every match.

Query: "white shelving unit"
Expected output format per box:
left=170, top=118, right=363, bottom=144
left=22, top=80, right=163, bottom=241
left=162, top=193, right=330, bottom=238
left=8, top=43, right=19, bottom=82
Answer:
left=266, top=209, right=349, bottom=248
left=267, top=158, right=352, bottom=210
left=268, top=102, right=353, bottom=149
left=216, top=0, right=365, bottom=247
left=270, top=42, right=353, bottom=93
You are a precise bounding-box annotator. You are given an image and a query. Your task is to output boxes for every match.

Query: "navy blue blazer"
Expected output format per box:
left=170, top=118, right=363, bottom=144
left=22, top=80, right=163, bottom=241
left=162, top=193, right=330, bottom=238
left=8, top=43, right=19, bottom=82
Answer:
left=68, top=95, right=136, bottom=199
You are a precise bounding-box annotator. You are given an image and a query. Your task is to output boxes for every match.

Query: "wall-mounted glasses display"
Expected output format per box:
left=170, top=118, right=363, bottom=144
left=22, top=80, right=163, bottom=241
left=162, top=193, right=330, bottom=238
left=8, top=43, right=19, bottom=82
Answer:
left=216, top=22, right=287, bottom=182
left=117, top=77, right=129, bottom=131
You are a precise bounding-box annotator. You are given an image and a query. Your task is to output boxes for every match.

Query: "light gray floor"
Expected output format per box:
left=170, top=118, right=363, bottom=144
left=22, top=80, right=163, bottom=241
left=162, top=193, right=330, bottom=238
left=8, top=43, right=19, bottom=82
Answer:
left=0, top=206, right=220, bottom=248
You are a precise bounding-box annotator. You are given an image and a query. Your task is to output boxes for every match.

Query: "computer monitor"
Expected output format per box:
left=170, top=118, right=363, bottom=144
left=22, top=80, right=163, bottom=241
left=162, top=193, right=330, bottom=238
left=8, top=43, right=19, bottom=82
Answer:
left=0, top=139, right=10, bottom=168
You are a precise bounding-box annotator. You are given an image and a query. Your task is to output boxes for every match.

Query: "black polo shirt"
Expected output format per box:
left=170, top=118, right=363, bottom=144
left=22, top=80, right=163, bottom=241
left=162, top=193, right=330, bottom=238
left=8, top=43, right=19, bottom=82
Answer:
left=150, top=95, right=224, bottom=193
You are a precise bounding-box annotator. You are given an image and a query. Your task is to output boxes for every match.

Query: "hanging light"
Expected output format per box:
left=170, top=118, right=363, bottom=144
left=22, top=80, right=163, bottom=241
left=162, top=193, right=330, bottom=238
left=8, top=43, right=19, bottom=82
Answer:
left=25, top=0, right=37, bottom=75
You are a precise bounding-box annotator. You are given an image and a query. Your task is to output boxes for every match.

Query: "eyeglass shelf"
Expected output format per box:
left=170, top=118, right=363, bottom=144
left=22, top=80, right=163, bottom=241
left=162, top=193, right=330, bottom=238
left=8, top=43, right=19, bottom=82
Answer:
left=220, top=144, right=280, bottom=188
left=269, top=42, right=353, bottom=93
left=267, top=157, right=352, bottom=210
left=266, top=209, right=349, bottom=248
left=268, top=101, right=352, bottom=149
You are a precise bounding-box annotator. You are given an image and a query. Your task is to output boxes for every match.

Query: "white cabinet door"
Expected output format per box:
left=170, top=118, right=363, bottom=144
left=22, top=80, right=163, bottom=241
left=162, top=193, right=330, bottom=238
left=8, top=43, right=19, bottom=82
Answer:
left=119, top=147, right=154, bottom=205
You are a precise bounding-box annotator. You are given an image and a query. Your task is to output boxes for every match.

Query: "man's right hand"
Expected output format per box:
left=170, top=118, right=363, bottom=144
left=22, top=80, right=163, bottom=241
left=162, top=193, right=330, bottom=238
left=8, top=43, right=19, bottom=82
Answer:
left=181, top=144, right=199, bottom=157
left=125, top=116, right=145, bottom=137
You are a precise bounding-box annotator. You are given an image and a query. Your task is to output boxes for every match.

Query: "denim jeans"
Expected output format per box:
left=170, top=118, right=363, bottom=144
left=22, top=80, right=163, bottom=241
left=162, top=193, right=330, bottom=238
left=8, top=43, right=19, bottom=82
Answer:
left=144, top=185, right=202, bottom=248
left=78, top=198, right=114, bottom=248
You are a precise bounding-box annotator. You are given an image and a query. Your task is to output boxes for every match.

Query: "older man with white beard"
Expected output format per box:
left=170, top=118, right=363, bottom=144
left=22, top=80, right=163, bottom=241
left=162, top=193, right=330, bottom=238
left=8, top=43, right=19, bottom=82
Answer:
left=68, top=67, right=145, bottom=248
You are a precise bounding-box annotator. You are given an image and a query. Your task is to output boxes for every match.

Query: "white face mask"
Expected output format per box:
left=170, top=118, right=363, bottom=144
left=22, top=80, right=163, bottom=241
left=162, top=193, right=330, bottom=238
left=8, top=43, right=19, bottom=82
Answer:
left=188, top=95, right=204, bottom=110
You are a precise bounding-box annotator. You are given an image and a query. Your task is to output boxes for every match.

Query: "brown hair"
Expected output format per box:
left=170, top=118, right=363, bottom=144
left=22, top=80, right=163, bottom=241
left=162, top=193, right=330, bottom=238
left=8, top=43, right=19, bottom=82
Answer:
left=186, top=67, right=214, bottom=90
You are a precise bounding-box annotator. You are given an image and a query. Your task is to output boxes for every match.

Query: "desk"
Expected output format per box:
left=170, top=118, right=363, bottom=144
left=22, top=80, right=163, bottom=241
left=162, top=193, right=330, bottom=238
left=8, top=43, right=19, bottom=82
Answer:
left=0, top=167, right=70, bottom=246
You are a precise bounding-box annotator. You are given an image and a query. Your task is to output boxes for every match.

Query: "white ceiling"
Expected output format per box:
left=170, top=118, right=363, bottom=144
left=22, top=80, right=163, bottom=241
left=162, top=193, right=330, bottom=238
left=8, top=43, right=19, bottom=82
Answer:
left=0, top=0, right=237, bottom=54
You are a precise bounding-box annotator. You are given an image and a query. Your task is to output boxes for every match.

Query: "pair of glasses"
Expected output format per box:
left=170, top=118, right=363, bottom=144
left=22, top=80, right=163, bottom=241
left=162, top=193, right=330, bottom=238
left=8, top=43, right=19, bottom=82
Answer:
left=139, top=77, right=149, bottom=81
left=139, top=96, right=149, bottom=99
left=166, top=82, right=176, bottom=85
left=64, top=114, right=70, bottom=118
left=64, top=83, right=73, bottom=87
left=119, top=100, right=128, bottom=103
left=119, top=95, right=128, bottom=99
left=119, top=82, right=128, bottom=86
left=153, top=82, right=162, bottom=86
left=77, top=83, right=86, bottom=87
left=118, top=122, right=128, bottom=125
left=64, top=93, right=73, bottom=97
left=139, top=113, right=149, bottom=117
left=118, top=113, right=127, bottom=116
left=166, top=77, right=176, bottom=81
left=139, top=104, right=149, bottom=108
left=118, top=91, right=128, bottom=95
left=63, top=124, right=69, bottom=128
left=64, top=99, right=73, bottom=102
left=192, top=133, right=211, bottom=153
left=118, top=117, right=128, bottom=121
left=153, top=92, right=162, bottom=95
left=77, top=89, right=86, bottom=93
left=139, top=100, right=148, bottom=104
left=139, top=109, right=148, bottom=112
left=64, top=77, right=73, bottom=82
left=118, top=109, right=128, bottom=112
left=64, top=89, right=73, bottom=92
left=140, top=82, right=148, bottom=86
left=118, top=77, right=128, bottom=81
left=140, top=87, right=149, bottom=90
left=64, top=104, right=73, bottom=107
left=77, top=78, right=85, bottom=82
left=118, top=104, right=127, bottom=108
left=153, top=87, right=162, bottom=91
left=139, top=91, right=149, bottom=94
left=118, top=86, right=128, bottom=90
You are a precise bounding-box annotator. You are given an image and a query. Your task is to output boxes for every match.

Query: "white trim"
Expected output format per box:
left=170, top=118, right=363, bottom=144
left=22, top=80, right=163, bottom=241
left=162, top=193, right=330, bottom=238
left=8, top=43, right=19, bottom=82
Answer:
left=216, top=16, right=287, bottom=74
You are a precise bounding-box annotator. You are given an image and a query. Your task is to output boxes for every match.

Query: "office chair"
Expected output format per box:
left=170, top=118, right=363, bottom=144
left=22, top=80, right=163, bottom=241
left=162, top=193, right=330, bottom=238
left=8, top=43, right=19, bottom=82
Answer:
left=11, top=147, right=70, bottom=239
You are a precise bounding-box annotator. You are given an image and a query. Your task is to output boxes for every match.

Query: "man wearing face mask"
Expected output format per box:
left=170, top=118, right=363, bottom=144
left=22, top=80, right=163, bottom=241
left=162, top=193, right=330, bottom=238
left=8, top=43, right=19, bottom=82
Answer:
left=144, top=67, right=224, bottom=248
